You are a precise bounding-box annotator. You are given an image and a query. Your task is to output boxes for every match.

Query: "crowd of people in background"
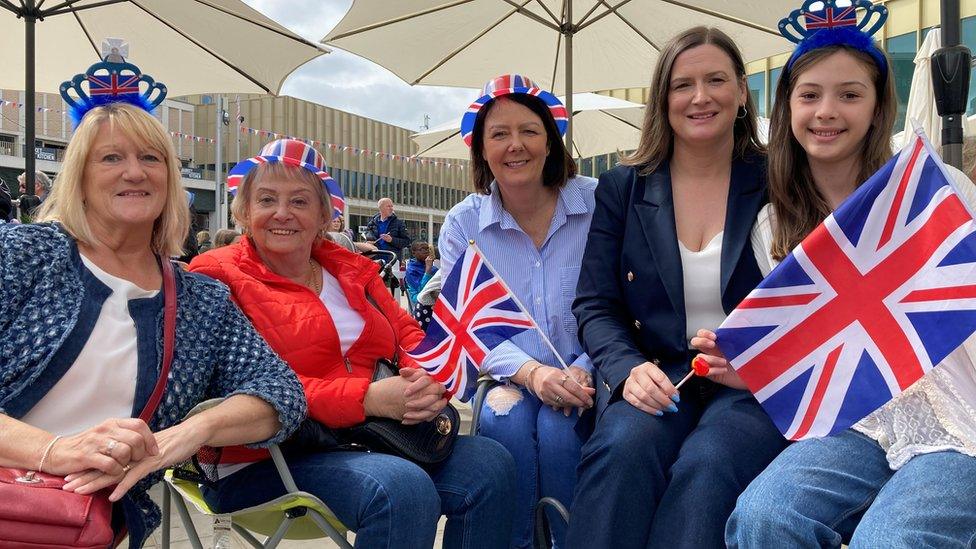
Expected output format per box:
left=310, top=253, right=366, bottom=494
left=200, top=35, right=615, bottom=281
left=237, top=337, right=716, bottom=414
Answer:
left=3, top=1, right=976, bottom=547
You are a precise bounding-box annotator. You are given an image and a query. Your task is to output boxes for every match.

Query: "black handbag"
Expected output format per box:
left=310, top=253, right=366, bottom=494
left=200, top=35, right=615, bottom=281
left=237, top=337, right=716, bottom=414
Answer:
left=287, top=291, right=459, bottom=465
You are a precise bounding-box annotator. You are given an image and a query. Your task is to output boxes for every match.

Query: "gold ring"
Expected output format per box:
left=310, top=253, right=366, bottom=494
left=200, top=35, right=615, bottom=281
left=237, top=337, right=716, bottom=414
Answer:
left=122, top=464, right=133, bottom=473
left=554, top=395, right=564, bottom=404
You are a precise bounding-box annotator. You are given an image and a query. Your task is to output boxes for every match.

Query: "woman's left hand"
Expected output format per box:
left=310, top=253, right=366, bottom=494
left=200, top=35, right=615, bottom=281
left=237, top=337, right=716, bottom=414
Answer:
left=63, top=422, right=208, bottom=501
left=399, top=367, right=448, bottom=425
left=690, top=329, right=748, bottom=390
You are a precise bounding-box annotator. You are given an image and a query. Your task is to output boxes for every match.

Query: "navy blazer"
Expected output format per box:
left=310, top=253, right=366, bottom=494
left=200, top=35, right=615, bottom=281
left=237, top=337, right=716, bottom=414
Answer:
left=573, top=155, right=767, bottom=418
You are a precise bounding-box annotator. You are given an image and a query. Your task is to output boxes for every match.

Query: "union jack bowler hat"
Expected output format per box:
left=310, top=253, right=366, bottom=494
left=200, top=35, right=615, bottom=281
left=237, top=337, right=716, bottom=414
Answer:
left=459, top=74, right=568, bottom=148
left=226, top=138, right=345, bottom=219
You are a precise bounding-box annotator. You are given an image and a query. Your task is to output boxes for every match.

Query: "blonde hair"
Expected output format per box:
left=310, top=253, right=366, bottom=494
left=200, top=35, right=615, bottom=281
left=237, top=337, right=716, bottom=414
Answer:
left=622, top=26, right=764, bottom=174
left=230, top=161, right=331, bottom=233
left=35, top=103, right=189, bottom=257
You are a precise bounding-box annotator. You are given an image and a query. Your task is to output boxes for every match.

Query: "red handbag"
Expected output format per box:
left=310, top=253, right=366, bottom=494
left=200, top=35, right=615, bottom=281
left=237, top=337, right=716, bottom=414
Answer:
left=0, top=257, right=177, bottom=549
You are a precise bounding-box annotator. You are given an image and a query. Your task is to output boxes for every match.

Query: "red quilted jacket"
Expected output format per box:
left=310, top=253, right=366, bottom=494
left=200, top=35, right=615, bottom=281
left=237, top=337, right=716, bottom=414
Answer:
left=189, top=236, right=424, bottom=428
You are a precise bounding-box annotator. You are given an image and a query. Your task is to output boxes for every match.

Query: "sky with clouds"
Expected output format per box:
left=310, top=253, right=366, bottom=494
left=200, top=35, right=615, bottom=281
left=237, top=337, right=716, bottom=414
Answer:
left=242, top=0, right=477, bottom=132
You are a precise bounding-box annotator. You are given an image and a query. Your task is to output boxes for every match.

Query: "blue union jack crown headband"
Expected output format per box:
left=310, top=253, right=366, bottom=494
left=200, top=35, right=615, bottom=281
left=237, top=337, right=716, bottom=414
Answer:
left=227, top=138, right=346, bottom=220
left=780, top=0, right=889, bottom=78
left=460, top=74, right=568, bottom=147
left=59, top=54, right=167, bottom=127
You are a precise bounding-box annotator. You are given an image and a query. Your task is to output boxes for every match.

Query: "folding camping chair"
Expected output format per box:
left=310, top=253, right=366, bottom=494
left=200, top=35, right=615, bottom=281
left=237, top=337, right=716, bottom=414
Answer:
left=160, top=400, right=352, bottom=549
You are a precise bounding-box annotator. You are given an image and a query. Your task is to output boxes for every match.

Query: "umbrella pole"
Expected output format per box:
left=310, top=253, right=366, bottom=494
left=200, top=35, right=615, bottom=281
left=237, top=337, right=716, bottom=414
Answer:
left=564, top=1, right=573, bottom=154
left=933, top=0, right=970, bottom=169
left=24, top=0, right=37, bottom=196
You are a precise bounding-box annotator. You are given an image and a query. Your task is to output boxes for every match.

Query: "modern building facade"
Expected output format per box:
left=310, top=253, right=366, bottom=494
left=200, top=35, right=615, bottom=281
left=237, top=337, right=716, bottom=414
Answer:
left=0, top=90, right=468, bottom=246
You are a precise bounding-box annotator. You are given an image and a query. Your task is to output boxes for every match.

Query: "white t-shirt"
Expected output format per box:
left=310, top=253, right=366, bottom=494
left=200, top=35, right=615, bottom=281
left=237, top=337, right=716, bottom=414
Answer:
left=319, top=268, right=365, bottom=354
left=22, top=255, right=157, bottom=435
left=750, top=166, right=976, bottom=468
left=679, top=232, right=726, bottom=344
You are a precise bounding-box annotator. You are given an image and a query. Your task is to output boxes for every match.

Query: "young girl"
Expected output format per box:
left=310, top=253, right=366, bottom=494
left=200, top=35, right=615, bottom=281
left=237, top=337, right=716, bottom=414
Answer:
left=693, top=1, right=976, bottom=546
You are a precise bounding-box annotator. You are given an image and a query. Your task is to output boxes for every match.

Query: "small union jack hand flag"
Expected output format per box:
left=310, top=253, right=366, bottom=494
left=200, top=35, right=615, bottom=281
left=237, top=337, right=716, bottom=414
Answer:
left=716, top=132, right=976, bottom=440
left=405, top=243, right=535, bottom=401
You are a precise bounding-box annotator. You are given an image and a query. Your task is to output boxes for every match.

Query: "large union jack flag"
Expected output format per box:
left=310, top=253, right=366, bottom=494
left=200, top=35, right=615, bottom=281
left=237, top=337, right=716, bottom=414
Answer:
left=716, top=133, right=976, bottom=440
left=405, top=245, right=535, bottom=401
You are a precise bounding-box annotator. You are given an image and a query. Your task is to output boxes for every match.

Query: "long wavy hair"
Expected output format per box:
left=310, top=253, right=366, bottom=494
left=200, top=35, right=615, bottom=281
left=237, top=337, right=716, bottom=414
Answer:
left=767, top=46, right=896, bottom=260
left=622, top=26, right=764, bottom=174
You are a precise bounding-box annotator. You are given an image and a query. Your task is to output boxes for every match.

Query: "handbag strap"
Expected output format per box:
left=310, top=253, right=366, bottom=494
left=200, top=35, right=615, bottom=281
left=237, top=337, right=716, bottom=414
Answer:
left=137, top=256, right=177, bottom=422
left=365, top=290, right=400, bottom=366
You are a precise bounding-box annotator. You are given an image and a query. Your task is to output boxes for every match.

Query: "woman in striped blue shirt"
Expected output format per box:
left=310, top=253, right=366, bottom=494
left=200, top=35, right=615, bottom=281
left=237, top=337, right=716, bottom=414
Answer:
left=439, top=74, right=596, bottom=549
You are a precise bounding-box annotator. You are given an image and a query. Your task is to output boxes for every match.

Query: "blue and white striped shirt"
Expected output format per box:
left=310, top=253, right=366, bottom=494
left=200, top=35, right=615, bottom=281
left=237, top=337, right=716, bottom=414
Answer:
left=439, top=175, right=597, bottom=380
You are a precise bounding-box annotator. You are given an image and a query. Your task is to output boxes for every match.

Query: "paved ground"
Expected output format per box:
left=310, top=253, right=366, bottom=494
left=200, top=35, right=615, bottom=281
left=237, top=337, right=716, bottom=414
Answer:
left=139, top=402, right=473, bottom=548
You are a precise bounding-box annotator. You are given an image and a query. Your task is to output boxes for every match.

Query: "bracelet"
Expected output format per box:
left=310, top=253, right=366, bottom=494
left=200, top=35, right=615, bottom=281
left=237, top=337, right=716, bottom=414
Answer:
left=37, top=435, right=61, bottom=473
left=524, top=363, right=544, bottom=394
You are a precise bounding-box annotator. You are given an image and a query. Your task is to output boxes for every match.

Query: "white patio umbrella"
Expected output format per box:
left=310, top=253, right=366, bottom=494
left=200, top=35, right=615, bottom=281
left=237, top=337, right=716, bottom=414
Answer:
left=412, top=92, right=644, bottom=159
left=899, top=28, right=945, bottom=148
left=2, top=0, right=329, bottom=193
left=895, top=27, right=973, bottom=150
left=322, top=0, right=795, bottom=152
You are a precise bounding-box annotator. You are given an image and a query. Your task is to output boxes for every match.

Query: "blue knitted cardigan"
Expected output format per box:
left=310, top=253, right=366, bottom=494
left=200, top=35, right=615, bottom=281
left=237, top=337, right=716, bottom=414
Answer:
left=0, top=222, right=307, bottom=547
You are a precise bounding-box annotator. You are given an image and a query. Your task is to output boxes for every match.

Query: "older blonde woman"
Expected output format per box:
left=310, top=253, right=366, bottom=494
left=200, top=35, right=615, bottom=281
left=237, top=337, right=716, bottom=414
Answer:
left=190, top=138, right=516, bottom=549
left=0, top=103, right=306, bottom=548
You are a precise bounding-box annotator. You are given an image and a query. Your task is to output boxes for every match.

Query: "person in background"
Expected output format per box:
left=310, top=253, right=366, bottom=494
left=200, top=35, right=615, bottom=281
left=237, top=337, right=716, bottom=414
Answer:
left=212, top=228, right=241, bottom=248
left=365, top=197, right=410, bottom=260
left=0, top=180, right=13, bottom=222
left=190, top=138, right=516, bottom=549
left=196, top=230, right=212, bottom=253
left=405, top=241, right=437, bottom=307
left=0, top=102, right=305, bottom=548
left=439, top=74, right=597, bottom=548
left=330, top=214, right=376, bottom=254
left=565, top=27, right=786, bottom=549
left=693, top=2, right=976, bottom=546
left=17, top=170, right=52, bottom=221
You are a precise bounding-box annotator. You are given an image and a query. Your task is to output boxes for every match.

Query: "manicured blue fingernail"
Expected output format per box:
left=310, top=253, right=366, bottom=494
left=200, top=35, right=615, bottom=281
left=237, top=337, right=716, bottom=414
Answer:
left=671, top=393, right=680, bottom=403
left=654, top=410, right=664, bottom=417
left=667, top=404, right=678, bottom=413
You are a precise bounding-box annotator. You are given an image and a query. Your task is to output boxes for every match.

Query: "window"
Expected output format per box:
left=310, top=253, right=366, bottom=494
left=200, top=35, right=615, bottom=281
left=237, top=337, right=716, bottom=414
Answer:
left=962, top=17, right=976, bottom=115
left=594, top=154, right=608, bottom=177
left=748, top=72, right=767, bottom=118
left=580, top=157, right=593, bottom=177
left=886, top=31, right=917, bottom=131
left=768, top=67, right=784, bottom=109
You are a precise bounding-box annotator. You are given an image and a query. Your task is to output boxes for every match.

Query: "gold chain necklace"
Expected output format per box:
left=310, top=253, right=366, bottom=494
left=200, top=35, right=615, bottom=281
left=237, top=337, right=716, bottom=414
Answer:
left=308, top=259, right=322, bottom=295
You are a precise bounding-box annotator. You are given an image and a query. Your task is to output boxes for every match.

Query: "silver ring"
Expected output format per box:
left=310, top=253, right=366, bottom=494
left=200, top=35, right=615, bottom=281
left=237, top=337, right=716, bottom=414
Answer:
left=104, top=439, right=118, bottom=455
left=560, top=375, right=570, bottom=387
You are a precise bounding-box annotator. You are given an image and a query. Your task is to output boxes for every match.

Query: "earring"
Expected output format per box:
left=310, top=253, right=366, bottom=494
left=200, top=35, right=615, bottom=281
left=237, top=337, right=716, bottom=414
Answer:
left=736, top=105, right=748, bottom=119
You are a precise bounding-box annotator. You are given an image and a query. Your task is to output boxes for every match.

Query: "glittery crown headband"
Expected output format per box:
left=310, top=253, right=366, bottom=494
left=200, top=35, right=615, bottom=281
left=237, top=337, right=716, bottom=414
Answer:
left=59, top=50, right=167, bottom=127
left=779, top=0, right=888, bottom=78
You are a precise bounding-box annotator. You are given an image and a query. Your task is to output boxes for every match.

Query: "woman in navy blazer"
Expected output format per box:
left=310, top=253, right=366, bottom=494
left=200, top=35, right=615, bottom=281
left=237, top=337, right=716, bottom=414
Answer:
left=565, top=27, right=788, bottom=549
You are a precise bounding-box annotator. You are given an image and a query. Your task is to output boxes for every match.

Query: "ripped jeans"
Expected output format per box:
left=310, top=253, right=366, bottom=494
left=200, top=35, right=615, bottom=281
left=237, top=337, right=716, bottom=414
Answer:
left=478, top=384, right=584, bottom=549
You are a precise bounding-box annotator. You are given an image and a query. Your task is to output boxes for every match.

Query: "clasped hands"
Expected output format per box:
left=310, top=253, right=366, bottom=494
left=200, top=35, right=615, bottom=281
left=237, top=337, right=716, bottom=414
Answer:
left=520, top=361, right=595, bottom=416
left=364, top=367, right=449, bottom=425
left=624, top=329, right=747, bottom=416
left=41, top=417, right=206, bottom=503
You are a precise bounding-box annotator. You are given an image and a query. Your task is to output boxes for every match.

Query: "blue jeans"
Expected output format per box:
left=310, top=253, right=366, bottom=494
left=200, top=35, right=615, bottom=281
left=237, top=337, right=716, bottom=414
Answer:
left=478, top=385, right=583, bottom=549
left=565, top=379, right=787, bottom=549
left=727, top=429, right=976, bottom=548
left=202, top=436, right=516, bottom=549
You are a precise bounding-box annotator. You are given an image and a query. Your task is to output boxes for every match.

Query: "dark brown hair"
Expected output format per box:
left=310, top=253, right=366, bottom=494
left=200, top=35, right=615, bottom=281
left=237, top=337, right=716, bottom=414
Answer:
left=622, top=26, right=764, bottom=174
left=767, top=46, right=896, bottom=260
left=469, top=93, right=577, bottom=194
